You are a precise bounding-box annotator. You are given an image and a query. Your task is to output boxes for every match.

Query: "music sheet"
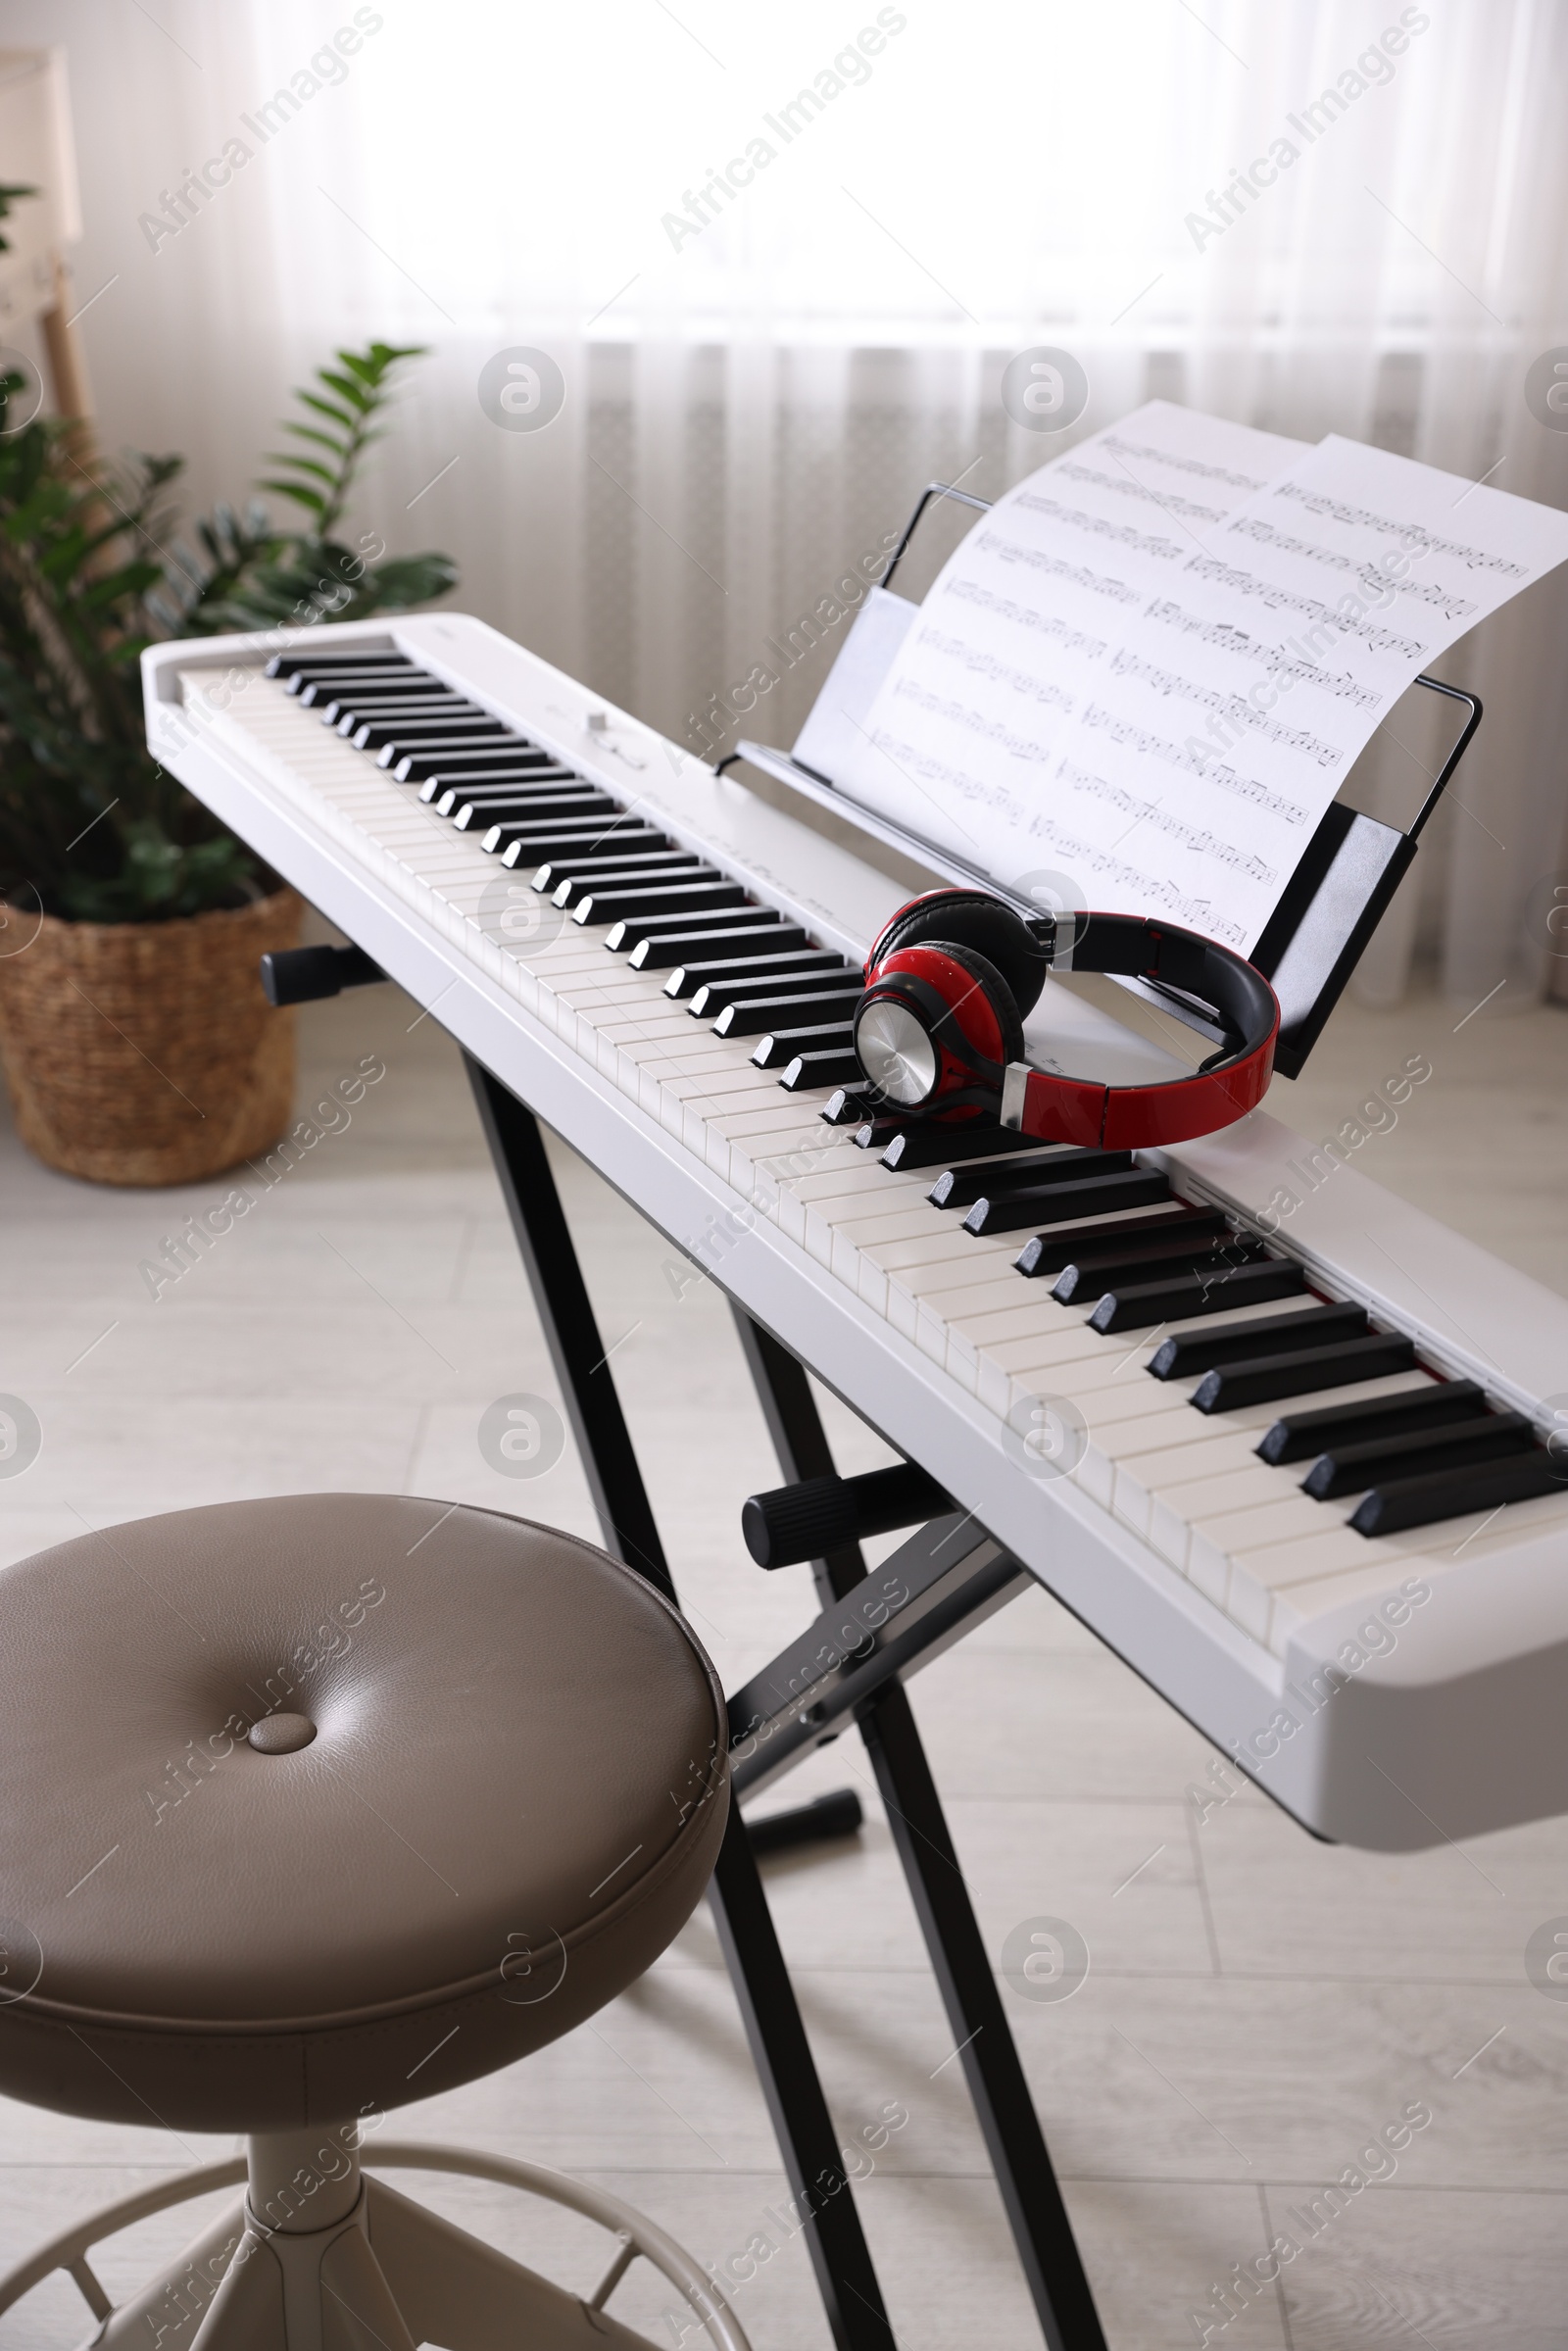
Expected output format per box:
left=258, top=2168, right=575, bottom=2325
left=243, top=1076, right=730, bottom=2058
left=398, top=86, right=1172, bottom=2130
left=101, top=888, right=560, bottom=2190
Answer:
left=845, top=402, right=1568, bottom=951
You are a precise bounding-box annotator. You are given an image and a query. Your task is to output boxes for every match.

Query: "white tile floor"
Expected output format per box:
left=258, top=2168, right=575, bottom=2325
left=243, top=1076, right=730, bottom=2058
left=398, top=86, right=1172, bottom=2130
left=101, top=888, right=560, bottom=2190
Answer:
left=1, top=976, right=1566, bottom=2351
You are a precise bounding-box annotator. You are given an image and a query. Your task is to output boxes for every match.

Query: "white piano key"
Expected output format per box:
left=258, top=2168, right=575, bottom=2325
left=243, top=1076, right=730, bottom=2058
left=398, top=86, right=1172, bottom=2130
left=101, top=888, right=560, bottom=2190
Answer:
left=786, top=1158, right=927, bottom=1209
left=857, top=1223, right=1020, bottom=1274
left=830, top=1200, right=962, bottom=1250
left=1231, top=1480, right=1568, bottom=1609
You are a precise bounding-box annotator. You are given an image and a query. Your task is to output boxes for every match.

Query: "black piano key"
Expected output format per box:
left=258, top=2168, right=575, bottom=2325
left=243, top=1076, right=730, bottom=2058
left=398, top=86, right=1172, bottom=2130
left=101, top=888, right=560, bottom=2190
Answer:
left=515, top=814, right=663, bottom=844
left=1256, top=1380, right=1488, bottom=1466
left=309, top=683, right=444, bottom=713
left=778, top=1047, right=864, bottom=1091
left=931, top=1147, right=1131, bottom=1209
left=469, top=791, right=616, bottom=821
left=483, top=815, right=623, bottom=854
left=617, top=914, right=803, bottom=960
left=270, top=644, right=416, bottom=672
left=393, top=747, right=543, bottom=782
left=305, top=666, right=442, bottom=691
left=496, top=830, right=649, bottom=866
left=1015, top=1205, right=1232, bottom=1280
left=880, top=1123, right=1048, bottom=1172
left=361, top=719, right=514, bottom=753
left=325, top=684, right=458, bottom=702
left=481, top=812, right=646, bottom=846
left=418, top=759, right=570, bottom=799
left=309, top=684, right=436, bottom=711
left=349, top=708, right=500, bottom=734
left=464, top=796, right=614, bottom=835
left=573, top=878, right=750, bottom=925
left=962, top=1169, right=1171, bottom=1235
left=1192, top=1332, right=1417, bottom=1414
left=331, top=696, right=474, bottom=727
left=1350, top=1448, right=1564, bottom=1537
left=852, top=1118, right=909, bottom=1151
left=1150, top=1299, right=1363, bottom=1381
left=686, top=959, right=855, bottom=1014
left=530, top=837, right=673, bottom=878
left=712, top=987, right=865, bottom=1039
left=272, top=662, right=416, bottom=686
left=430, top=778, right=585, bottom=815
left=822, top=1088, right=879, bottom=1126
left=751, top=1022, right=857, bottom=1068
left=338, top=702, right=478, bottom=733
left=1053, top=1231, right=1261, bottom=1304
left=366, top=721, right=515, bottom=756
left=494, top=831, right=660, bottom=868
left=1303, top=1413, right=1534, bottom=1501
left=311, top=669, right=444, bottom=686
left=1089, top=1254, right=1304, bottom=1334
left=550, top=856, right=705, bottom=904
left=455, top=783, right=609, bottom=812
left=667, top=951, right=847, bottom=1002
left=500, top=818, right=646, bottom=863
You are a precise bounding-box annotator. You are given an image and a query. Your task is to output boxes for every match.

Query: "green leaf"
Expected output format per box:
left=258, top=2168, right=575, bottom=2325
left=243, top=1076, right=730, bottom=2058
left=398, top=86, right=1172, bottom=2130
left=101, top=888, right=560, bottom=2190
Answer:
left=337, top=344, right=422, bottom=383
left=318, top=369, right=374, bottom=411
left=259, top=478, right=328, bottom=515
left=295, top=390, right=358, bottom=430
left=352, top=550, right=458, bottom=610
left=282, top=423, right=351, bottom=457
left=264, top=453, right=339, bottom=488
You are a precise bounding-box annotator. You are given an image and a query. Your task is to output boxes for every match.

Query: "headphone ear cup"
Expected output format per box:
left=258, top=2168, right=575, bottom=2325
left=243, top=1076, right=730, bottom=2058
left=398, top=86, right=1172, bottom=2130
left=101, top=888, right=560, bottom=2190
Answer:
left=923, top=941, right=1025, bottom=1070
left=868, top=889, right=1048, bottom=1017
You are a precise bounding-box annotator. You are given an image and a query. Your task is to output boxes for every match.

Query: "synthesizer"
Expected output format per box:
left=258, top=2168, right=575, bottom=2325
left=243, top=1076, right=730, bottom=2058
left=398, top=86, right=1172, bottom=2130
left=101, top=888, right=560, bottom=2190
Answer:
left=141, top=613, right=1568, bottom=1852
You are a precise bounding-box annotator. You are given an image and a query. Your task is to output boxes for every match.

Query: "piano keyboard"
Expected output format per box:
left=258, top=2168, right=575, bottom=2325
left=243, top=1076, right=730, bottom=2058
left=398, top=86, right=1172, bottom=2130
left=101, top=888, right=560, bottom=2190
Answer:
left=143, top=614, right=1568, bottom=1850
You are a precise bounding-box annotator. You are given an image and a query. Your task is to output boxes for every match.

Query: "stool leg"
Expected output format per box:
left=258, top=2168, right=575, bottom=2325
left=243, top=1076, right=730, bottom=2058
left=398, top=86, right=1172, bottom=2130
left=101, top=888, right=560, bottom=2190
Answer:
left=362, top=2173, right=652, bottom=2350
left=186, top=2229, right=287, bottom=2351
left=88, top=2199, right=252, bottom=2351
left=317, top=2226, right=417, bottom=2351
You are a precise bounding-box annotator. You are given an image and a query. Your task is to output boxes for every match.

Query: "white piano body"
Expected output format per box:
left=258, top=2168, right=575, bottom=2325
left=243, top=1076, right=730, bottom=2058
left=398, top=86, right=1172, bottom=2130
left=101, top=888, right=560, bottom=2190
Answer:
left=142, top=612, right=1568, bottom=1853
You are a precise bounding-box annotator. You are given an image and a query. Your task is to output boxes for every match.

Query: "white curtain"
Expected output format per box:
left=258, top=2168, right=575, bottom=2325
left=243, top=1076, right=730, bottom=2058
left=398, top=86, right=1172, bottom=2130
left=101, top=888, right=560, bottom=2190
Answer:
left=15, top=0, right=1568, bottom=1007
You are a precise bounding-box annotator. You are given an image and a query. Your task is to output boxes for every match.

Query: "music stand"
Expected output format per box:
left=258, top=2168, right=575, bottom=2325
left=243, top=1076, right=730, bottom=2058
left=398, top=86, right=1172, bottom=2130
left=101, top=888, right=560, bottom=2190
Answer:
left=724, top=479, right=1481, bottom=1079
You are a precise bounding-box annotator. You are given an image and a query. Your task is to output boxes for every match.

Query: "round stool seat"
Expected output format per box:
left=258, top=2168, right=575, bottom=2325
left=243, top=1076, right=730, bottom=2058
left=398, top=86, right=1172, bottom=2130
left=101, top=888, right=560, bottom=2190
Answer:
left=0, top=1494, right=728, bottom=2131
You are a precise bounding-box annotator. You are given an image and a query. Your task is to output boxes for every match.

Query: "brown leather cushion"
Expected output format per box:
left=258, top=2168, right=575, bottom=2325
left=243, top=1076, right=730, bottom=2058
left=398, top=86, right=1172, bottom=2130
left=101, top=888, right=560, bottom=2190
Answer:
left=0, top=1495, right=728, bottom=2130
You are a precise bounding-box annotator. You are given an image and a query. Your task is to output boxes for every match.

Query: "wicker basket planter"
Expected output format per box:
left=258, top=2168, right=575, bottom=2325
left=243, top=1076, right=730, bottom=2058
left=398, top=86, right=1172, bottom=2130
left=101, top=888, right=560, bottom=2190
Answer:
left=0, top=889, right=302, bottom=1187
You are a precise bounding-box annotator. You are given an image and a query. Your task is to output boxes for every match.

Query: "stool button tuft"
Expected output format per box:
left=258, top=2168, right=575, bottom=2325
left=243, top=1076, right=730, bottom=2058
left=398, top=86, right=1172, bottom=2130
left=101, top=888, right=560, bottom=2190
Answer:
left=248, top=1712, right=317, bottom=1755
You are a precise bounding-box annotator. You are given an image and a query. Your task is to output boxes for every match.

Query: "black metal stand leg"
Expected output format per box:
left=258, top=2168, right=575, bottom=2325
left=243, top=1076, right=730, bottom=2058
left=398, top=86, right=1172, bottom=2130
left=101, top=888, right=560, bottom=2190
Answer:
left=466, top=1059, right=895, bottom=2351
left=710, top=1812, right=897, bottom=2351
left=731, top=1310, right=1107, bottom=2351
left=857, top=1696, right=1103, bottom=2351
left=467, top=1059, right=673, bottom=1601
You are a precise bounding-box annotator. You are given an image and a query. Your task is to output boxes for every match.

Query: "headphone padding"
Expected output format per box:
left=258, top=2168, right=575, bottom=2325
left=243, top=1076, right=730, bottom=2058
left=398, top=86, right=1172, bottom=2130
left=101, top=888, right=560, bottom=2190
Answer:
left=912, top=940, right=1025, bottom=1070
left=870, top=890, right=1048, bottom=1016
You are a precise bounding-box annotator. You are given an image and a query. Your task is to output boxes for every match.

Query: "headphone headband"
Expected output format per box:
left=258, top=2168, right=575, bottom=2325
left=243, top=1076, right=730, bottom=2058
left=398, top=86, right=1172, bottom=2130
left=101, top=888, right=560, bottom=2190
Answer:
left=1001, top=907, right=1277, bottom=1149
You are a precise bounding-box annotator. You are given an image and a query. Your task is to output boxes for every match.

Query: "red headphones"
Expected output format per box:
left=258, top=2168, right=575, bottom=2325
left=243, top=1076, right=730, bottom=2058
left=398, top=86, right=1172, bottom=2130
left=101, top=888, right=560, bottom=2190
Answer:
left=855, top=889, right=1279, bottom=1150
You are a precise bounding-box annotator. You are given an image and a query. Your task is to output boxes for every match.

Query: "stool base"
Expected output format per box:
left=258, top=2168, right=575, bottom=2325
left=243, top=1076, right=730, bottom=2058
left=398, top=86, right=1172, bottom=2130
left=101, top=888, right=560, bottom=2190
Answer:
left=0, top=2141, right=749, bottom=2351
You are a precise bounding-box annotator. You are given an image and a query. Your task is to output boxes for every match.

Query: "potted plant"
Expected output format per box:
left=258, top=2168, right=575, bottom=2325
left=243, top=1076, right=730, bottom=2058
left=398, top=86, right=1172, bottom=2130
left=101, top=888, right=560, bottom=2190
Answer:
left=0, top=339, right=456, bottom=1186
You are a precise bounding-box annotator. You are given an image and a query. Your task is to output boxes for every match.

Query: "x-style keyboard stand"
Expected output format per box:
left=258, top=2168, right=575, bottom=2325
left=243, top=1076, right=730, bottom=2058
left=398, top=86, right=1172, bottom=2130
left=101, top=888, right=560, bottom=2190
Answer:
left=466, top=1059, right=1106, bottom=2351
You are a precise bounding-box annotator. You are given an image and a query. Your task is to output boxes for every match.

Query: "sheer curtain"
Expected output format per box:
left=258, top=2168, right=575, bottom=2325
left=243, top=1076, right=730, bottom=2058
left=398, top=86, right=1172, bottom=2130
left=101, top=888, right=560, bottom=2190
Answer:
left=22, top=0, right=1568, bottom=1006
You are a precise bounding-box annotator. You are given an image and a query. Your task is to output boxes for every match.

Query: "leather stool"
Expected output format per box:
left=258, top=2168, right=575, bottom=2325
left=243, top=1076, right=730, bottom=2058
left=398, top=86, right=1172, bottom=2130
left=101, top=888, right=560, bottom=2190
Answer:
left=0, top=1494, right=747, bottom=2350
